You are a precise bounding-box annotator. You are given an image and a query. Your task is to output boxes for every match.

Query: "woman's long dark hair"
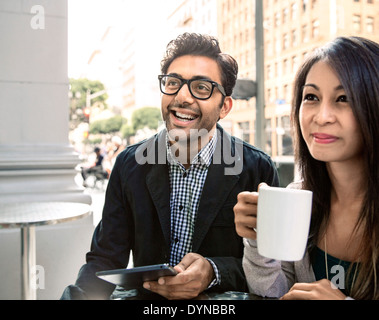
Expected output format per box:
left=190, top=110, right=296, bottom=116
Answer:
left=291, top=36, right=379, bottom=299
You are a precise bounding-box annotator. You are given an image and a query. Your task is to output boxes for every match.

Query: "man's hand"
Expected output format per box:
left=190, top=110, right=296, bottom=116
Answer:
left=280, top=279, right=347, bottom=300
left=143, top=253, right=215, bottom=300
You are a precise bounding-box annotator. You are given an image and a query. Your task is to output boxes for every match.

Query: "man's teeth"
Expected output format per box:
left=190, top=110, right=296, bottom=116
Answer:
left=174, top=111, right=196, bottom=121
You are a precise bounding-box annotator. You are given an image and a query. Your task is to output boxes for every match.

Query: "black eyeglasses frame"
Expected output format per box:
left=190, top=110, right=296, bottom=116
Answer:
left=158, top=74, right=226, bottom=100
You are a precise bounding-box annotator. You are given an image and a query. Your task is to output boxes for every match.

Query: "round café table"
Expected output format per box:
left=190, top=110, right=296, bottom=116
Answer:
left=0, top=201, right=91, bottom=300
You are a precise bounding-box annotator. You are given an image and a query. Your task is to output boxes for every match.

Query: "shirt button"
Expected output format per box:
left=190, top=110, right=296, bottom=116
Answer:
left=183, top=172, right=187, bottom=178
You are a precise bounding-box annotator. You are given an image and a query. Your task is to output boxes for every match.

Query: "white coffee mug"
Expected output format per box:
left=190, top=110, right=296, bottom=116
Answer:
left=257, top=185, right=313, bottom=261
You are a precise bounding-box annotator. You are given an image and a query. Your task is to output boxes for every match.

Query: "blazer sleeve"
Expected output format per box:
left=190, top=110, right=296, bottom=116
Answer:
left=62, top=153, right=134, bottom=300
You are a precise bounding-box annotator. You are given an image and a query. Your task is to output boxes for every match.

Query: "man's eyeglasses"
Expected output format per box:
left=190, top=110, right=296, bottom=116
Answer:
left=158, top=75, right=226, bottom=100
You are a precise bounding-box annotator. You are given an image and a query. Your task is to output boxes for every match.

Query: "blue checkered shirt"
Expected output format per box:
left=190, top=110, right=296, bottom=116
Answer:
left=166, top=131, right=220, bottom=286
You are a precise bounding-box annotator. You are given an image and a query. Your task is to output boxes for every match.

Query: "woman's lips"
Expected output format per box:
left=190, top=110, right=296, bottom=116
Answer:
left=312, top=133, right=339, bottom=144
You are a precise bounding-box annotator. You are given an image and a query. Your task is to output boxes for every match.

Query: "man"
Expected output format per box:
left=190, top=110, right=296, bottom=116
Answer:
left=81, top=147, right=104, bottom=186
left=108, top=135, right=125, bottom=167
left=62, top=33, right=279, bottom=300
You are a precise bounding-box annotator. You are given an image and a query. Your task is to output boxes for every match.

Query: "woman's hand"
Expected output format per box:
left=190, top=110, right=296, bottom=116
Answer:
left=234, top=183, right=267, bottom=240
left=280, top=279, right=347, bottom=300
left=234, top=191, right=258, bottom=240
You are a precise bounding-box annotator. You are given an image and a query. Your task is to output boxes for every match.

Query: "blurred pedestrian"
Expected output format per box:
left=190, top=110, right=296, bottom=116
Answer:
left=108, top=136, right=125, bottom=166
left=81, top=147, right=104, bottom=186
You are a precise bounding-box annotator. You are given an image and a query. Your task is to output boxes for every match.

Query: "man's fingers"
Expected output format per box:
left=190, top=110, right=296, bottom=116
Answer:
left=175, top=252, right=200, bottom=272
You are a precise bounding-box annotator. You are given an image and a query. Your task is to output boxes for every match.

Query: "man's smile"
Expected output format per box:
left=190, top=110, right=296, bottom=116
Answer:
left=171, top=110, right=199, bottom=122
left=167, top=105, right=201, bottom=127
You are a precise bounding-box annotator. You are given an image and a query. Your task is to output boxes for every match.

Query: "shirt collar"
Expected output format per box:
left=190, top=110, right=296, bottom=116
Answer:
left=166, top=129, right=217, bottom=168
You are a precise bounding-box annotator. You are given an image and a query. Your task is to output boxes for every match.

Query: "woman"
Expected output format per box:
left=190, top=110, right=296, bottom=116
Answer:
left=234, top=36, right=379, bottom=300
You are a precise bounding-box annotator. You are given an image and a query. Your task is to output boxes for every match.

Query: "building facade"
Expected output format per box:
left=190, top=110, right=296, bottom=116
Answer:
left=218, top=0, right=379, bottom=161
left=167, top=0, right=218, bottom=37
left=217, top=0, right=257, bottom=144
left=263, top=0, right=379, bottom=160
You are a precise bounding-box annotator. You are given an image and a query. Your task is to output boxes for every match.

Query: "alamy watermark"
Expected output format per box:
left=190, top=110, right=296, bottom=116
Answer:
left=30, top=5, right=45, bottom=30
left=135, top=127, right=244, bottom=175
left=30, top=265, right=45, bottom=290
left=330, top=265, right=346, bottom=290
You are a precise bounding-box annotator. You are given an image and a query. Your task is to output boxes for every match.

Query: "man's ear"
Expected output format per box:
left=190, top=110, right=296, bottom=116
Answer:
left=219, top=96, right=233, bottom=120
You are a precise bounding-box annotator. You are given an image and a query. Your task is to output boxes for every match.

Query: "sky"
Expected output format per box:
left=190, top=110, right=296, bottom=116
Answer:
left=68, top=0, right=123, bottom=78
left=68, top=0, right=177, bottom=78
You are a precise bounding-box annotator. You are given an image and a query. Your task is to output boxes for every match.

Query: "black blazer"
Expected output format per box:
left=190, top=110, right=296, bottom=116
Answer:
left=65, top=125, right=279, bottom=299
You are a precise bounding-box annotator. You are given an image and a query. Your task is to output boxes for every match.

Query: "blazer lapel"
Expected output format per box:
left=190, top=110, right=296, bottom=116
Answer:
left=192, top=127, right=240, bottom=252
left=146, top=164, right=171, bottom=248
left=146, top=131, right=171, bottom=248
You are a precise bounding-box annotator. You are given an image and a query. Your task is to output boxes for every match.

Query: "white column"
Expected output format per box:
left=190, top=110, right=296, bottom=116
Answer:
left=0, top=0, right=93, bottom=299
left=0, top=0, right=90, bottom=204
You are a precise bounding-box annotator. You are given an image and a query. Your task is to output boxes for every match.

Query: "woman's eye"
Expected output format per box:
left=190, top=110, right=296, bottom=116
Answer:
left=303, top=93, right=318, bottom=101
left=337, top=95, right=348, bottom=103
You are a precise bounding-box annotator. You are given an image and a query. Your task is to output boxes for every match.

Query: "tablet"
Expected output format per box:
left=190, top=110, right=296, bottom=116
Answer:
left=96, top=263, right=178, bottom=289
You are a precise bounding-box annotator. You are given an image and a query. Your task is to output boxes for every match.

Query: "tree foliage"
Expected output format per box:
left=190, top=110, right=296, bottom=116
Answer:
left=69, top=78, right=109, bottom=129
left=120, top=107, right=162, bottom=140
left=132, top=107, right=161, bottom=131
left=89, top=115, right=126, bottom=134
left=69, top=78, right=108, bottom=110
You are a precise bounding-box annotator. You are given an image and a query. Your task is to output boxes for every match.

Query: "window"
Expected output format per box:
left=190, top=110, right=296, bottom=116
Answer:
left=268, top=88, right=274, bottom=103
left=302, top=24, right=308, bottom=43
left=265, top=119, right=273, bottom=156
left=367, top=17, right=374, bottom=33
left=353, top=15, right=361, bottom=33
left=238, top=121, right=250, bottom=143
left=267, top=64, right=273, bottom=79
left=283, top=8, right=289, bottom=24
left=283, top=59, right=289, bottom=74
left=291, top=2, right=298, bottom=19
left=283, top=33, right=289, bottom=50
left=292, top=55, right=298, bottom=72
left=312, top=20, right=320, bottom=39
left=302, top=0, right=308, bottom=12
left=275, top=12, right=280, bottom=27
left=292, top=29, right=297, bottom=47
left=277, top=116, right=293, bottom=156
left=284, top=84, right=291, bottom=103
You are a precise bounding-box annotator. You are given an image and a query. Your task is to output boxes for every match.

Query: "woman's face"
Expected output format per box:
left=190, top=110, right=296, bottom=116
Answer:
left=299, top=61, right=364, bottom=164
